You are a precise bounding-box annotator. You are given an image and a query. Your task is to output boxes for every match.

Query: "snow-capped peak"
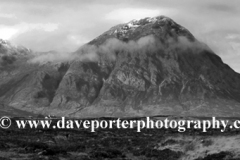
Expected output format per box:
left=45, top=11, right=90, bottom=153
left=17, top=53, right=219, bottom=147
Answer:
left=90, top=15, right=194, bottom=45
left=0, top=39, right=11, bottom=45
left=111, top=15, right=177, bottom=38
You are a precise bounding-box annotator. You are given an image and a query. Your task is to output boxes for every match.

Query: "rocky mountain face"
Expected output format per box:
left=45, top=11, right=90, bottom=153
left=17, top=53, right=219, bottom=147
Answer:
left=1, top=16, right=240, bottom=117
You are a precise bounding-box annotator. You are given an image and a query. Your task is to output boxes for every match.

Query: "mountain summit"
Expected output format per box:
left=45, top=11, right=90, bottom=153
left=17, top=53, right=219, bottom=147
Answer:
left=89, top=16, right=195, bottom=45
left=0, top=16, right=240, bottom=117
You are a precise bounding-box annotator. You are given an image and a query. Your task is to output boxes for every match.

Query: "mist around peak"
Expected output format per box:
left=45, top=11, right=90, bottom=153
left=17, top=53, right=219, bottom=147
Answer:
left=28, top=34, right=210, bottom=64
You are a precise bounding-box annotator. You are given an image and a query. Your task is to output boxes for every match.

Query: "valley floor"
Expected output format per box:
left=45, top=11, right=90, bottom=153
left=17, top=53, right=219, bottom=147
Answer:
left=0, top=119, right=240, bottom=160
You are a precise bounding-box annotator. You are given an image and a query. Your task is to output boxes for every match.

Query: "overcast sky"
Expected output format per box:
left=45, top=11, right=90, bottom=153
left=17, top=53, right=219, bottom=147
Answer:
left=0, top=0, right=240, bottom=72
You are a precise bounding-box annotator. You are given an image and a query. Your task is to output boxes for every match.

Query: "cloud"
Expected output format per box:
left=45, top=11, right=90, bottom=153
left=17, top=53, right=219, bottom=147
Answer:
left=29, top=35, right=157, bottom=64
left=0, top=28, right=18, bottom=40
left=206, top=4, right=238, bottom=13
left=0, top=22, right=59, bottom=40
left=0, top=0, right=240, bottom=72
left=14, top=22, right=59, bottom=33
left=29, top=34, right=208, bottom=64
left=0, top=13, right=17, bottom=19
left=11, top=29, right=84, bottom=53
left=0, top=17, right=20, bottom=26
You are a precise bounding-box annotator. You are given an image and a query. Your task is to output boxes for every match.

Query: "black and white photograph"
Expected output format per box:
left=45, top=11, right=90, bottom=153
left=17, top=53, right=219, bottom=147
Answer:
left=0, top=0, right=240, bottom=159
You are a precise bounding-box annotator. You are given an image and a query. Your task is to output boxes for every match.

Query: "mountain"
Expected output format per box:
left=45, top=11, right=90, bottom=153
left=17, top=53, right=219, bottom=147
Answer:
left=0, top=16, right=240, bottom=117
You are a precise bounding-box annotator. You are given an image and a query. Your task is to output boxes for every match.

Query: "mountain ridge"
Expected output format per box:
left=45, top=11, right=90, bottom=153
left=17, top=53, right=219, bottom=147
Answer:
left=0, top=15, right=240, bottom=117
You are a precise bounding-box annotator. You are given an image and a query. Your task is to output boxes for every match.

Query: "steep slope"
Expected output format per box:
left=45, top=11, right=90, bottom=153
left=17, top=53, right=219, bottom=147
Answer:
left=71, top=16, right=240, bottom=117
left=1, top=16, right=240, bottom=117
